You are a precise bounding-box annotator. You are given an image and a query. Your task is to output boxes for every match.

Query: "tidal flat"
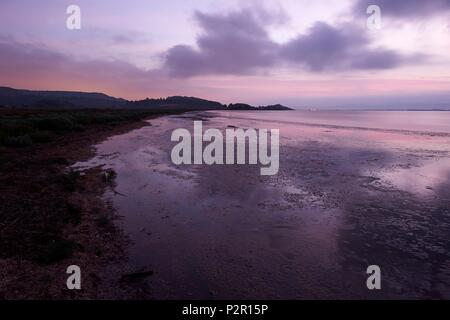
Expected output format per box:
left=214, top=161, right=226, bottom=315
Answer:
left=74, top=110, right=450, bottom=299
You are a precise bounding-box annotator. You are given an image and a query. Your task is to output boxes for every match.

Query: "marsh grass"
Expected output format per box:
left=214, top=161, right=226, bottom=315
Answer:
left=0, top=109, right=171, bottom=148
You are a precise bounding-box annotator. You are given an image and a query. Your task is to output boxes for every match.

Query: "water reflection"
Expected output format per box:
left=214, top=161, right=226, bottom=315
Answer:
left=73, top=111, right=450, bottom=299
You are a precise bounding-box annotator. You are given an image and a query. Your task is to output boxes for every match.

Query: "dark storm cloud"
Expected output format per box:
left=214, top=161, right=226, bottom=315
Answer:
left=164, top=9, right=416, bottom=77
left=353, top=0, right=450, bottom=17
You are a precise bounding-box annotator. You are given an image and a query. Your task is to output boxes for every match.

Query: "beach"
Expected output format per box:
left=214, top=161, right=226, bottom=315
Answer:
left=73, top=110, right=450, bottom=299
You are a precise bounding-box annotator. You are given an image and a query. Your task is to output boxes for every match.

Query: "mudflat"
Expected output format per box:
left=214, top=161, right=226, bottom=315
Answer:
left=74, top=110, right=450, bottom=299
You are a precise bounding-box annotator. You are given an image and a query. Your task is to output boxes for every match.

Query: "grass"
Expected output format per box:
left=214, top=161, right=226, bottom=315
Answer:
left=0, top=109, right=172, bottom=148
left=32, top=236, right=77, bottom=265
left=58, top=170, right=81, bottom=192
left=3, top=134, right=33, bottom=147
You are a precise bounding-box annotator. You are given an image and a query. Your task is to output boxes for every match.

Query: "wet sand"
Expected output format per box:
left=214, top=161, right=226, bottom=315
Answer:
left=74, top=111, right=450, bottom=299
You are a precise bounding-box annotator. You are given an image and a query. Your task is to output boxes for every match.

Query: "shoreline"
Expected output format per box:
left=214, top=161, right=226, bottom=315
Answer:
left=0, top=109, right=175, bottom=299
left=2, top=109, right=450, bottom=299
left=72, top=110, right=450, bottom=299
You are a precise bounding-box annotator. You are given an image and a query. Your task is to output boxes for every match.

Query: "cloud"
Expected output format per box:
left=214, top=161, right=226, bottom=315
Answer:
left=164, top=9, right=279, bottom=77
left=353, top=0, right=450, bottom=18
left=0, top=36, right=447, bottom=107
left=112, top=34, right=135, bottom=44
left=164, top=8, right=418, bottom=77
left=0, top=37, right=172, bottom=98
left=280, top=22, right=412, bottom=71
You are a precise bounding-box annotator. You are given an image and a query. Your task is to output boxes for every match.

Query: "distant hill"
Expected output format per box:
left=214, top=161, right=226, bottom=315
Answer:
left=258, top=104, right=292, bottom=110
left=0, top=87, right=126, bottom=109
left=127, top=96, right=226, bottom=110
left=227, top=103, right=292, bottom=111
left=227, top=103, right=255, bottom=110
left=0, top=86, right=292, bottom=111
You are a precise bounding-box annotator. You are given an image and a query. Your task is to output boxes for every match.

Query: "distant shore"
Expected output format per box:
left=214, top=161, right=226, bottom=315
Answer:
left=0, top=86, right=292, bottom=111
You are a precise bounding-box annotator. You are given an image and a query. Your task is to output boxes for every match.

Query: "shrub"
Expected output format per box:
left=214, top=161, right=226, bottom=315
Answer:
left=33, top=238, right=77, bottom=265
left=30, top=130, right=54, bottom=143
left=3, top=134, right=33, bottom=148
left=59, top=170, right=81, bottom=192
left=32, top=115, right=75, bottom=131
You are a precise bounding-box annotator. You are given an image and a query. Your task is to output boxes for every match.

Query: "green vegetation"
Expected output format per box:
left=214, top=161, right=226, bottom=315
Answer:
left=0, top=109, right=172, bottom=148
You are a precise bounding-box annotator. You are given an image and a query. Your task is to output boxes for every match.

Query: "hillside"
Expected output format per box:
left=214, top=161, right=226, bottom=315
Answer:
left=0, top=86, right=292, bottom=111
left=0, top=87, right=126, bottom=109
left=128, top=96, right=226, bottom=110
left=228, top=103, right=293, bottom=110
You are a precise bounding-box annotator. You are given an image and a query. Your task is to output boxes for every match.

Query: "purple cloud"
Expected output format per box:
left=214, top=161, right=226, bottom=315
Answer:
left=164, top=9, right=278, bottom=77
left=280, top=22, right=412, bottom=71
left=164, top=9, right=418, bottom=77
left=281, top=22, right=365, bottom=71
left=112, top=34, right=135, bottom=44
left=353, top=0, right=450, bottom=17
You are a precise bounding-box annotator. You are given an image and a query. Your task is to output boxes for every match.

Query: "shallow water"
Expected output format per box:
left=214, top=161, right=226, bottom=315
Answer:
left=214, top=110, right=450, bottom=134
left=74, top=111, right=450, bottom=299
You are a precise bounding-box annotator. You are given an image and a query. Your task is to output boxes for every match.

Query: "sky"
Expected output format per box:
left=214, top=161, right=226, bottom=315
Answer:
left=0, top=0, right=449, bottom=108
